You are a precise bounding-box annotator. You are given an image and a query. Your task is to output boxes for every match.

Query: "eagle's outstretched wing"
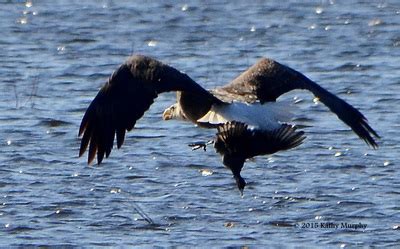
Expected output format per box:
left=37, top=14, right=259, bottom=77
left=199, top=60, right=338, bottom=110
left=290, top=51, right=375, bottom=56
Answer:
left=214, top=121, right=306, bottom=194
left=212, top=58, right=380, bottom=148
left=79, top=55, right=221, bottom=164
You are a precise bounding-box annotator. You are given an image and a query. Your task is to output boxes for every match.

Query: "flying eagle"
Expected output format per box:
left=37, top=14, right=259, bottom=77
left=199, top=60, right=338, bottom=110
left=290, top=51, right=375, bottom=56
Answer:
left=78, top=55, right=379, bottom=195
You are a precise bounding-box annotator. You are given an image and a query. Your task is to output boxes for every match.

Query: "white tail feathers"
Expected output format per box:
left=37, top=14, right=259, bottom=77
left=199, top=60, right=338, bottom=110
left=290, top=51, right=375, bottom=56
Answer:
left=197, top=101, right=296, bottom=130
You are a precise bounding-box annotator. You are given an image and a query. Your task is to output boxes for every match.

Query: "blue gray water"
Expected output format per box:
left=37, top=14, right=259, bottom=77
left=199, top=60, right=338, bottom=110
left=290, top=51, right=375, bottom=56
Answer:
left=1, top=0, right=399, bottom=247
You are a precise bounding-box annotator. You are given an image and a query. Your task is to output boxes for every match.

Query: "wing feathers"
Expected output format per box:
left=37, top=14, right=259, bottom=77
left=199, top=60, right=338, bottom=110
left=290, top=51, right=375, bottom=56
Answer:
left=80, top=55, right=379, bottom=165
left=88, top=133, right=97, bottom=164
left=297, top=75, right=380, bottom=148
left=79, top=55, right=215, bottom=164
left=114, top=128, right=124, bottom=149
left=215, top=58, right=379, bottom=148
left=215, top=121, right=306, bottom=159
left=79, top=127, right=91, bottom=158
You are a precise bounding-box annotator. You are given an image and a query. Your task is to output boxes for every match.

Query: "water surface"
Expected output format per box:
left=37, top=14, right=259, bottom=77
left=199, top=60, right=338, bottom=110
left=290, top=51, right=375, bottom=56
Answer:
left=1, top=1, right=399, bottom=247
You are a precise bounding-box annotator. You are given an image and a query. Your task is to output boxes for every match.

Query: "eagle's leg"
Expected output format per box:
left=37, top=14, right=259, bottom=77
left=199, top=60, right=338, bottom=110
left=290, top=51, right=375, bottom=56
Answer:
left=188, top=140, right=214, bottom=151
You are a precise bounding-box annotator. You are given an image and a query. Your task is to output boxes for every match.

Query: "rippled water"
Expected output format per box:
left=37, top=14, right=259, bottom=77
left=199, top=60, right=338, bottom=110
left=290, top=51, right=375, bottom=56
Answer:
left=1, top=0, right=399, bottom=247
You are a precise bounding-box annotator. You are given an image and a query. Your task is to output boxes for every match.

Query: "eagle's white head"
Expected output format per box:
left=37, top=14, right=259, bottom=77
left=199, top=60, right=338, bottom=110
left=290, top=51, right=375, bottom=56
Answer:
left=162, top=103, right=187, bottom=121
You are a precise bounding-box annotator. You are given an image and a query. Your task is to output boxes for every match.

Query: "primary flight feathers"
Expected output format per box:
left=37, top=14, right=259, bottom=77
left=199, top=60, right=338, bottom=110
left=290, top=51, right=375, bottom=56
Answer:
left=79, top=54, right=379, bottom=194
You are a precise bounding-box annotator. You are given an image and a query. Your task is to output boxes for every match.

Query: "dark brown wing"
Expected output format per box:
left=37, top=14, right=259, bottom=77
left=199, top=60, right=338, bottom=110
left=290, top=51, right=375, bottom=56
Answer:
left=214, top=121, right=305, bottom=194
left=212, top=58, right=380, bottom=148
left=214, top=121, right=305, bottom=160
left=79, top=55, right=221, bottom=164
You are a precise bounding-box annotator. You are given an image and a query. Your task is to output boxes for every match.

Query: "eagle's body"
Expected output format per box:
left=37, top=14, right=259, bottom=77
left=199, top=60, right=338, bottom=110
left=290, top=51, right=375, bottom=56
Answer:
left=79, top=54, right=379, bottom=194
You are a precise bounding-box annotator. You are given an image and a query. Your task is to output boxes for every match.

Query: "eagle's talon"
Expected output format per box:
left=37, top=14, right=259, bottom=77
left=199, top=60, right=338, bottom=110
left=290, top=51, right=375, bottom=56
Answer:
left=188, top=140, right=214, bottom=151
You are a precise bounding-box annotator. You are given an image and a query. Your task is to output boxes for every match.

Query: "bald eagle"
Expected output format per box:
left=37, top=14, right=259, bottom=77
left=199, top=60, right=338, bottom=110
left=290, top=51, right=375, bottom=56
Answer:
left=79, top=55, right=379, bottom=195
